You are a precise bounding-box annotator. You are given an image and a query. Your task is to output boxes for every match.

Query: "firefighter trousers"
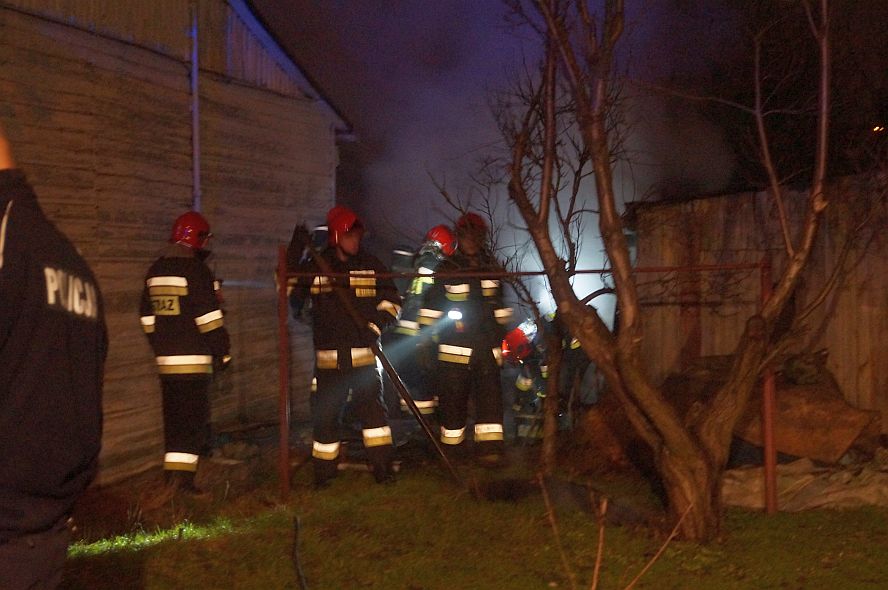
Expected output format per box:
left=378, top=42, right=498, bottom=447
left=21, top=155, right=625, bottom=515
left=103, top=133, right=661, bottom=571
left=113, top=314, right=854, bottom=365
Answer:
left=312, top=365, right=394, bottom=485
left=161, top=377, right=211, bottom=473
left=436, top=359, right=504, bottom=456
left=384, top=332, right=437, bottom=415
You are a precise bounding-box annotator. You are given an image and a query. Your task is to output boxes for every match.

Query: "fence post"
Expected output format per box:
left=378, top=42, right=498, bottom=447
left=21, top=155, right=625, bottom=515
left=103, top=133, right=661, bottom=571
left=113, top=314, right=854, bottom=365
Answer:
left=277, top=245, right=291, bottom=501
left=760, top=257, right=777, bottom=514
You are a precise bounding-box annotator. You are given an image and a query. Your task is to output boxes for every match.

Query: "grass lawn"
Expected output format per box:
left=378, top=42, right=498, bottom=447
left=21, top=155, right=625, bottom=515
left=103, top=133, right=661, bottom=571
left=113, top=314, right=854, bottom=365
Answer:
left=60, top=443, right=888, bottom=590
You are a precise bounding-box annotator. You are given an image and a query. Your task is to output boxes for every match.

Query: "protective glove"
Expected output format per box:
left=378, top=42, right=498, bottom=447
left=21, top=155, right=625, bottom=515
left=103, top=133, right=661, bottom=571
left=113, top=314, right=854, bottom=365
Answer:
left=214, top=355, right=232, bottom=373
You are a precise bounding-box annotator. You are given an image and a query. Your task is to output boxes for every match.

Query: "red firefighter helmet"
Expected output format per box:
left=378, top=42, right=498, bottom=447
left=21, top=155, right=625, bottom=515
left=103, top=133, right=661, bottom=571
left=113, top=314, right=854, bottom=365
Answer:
left=326, top=205, right=364, bottom=246
left=455, top=211, right=487, bottom=235
left=502, top=325, right=533, bottom=363
left=424, top=224, right=457, bottom=256
left=170, top=211, right=212, bottom=250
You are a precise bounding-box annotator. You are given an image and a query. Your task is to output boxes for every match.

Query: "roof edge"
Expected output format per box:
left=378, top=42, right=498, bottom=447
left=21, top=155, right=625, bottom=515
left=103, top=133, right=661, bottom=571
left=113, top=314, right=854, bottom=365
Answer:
left=236, top=0, right=354, bottom=138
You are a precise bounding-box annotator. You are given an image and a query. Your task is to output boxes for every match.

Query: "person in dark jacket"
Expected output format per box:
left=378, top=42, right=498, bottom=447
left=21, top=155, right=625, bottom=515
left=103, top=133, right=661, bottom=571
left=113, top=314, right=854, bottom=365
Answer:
left=0, top=125, right=107, bottom=589
left=139, top=211, right=230, bottom=495
left=418, top=212, right=514, bottom=466
left=384, top=224, right=457, bottom=420
left=288, top=205, right=402, bottom=488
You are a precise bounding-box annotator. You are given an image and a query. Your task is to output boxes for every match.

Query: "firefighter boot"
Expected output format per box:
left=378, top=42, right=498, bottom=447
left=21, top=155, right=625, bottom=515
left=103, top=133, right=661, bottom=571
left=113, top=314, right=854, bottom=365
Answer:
left=369, top=446, right=397, bottom=485
left=371, top=461, right=397, bottom=485
left=442, top=441, right=470, bottom=465
left=167, top=470, right=211, bottom=500
left=475, top=441, right=507, bottom=470
left=313, top=458, right=338, bottom=490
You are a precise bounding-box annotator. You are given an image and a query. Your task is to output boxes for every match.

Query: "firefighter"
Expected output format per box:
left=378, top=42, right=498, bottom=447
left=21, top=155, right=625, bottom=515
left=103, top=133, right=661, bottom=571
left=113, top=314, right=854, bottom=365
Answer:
left=419, top=212, right=513, bottom=466
left=139, top=211, right=231, bottom=495
left=0, top=126, right=107, bottom=588
left=384, top=224, right=457, bottom=421
left=288, top=205, right=402, bottom=488
left=546, top=311, right=600, bottom=417
left=502, top=320, right=547, bottom=441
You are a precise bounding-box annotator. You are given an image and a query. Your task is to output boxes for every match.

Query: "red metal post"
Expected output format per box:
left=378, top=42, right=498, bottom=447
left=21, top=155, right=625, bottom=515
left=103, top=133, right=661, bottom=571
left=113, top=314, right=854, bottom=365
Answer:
left=277, top=245, right=291, bottom=501
left=760, top=257, right=777, bottom=514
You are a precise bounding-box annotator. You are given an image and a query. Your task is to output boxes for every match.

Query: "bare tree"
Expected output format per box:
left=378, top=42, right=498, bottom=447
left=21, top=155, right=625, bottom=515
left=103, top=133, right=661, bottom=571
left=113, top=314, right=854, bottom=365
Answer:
left=500, top=0, right=834, bottom=541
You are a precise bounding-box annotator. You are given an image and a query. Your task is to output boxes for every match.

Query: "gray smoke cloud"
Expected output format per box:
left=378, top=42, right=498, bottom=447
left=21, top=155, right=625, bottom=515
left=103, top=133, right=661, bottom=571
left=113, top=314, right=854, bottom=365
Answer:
left=250, top=0, right=739, bottom=315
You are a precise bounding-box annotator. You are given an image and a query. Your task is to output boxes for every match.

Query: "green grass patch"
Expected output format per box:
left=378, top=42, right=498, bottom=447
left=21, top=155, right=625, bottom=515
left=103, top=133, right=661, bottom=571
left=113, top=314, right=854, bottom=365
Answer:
left=61, top=464, right=888, bottom=589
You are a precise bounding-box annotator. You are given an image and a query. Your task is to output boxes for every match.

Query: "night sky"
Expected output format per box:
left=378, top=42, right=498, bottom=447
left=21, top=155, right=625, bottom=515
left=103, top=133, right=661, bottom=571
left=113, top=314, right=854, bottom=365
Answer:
left=249, top=1, right=524, bottom=244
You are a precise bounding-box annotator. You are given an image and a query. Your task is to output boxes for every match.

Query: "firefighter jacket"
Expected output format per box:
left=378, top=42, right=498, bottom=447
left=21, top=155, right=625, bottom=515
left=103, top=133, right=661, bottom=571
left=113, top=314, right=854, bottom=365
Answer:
left=393, top=246, right=446, bottom=338
left=0, top=170, right=107, bottom=541
left=139, top=245, right=230, bottom=379
left=419, top=250, right=513, bottom=368
left=291, top=247, right=401, bottom=368
left=513, top=354, right=548, bottom=409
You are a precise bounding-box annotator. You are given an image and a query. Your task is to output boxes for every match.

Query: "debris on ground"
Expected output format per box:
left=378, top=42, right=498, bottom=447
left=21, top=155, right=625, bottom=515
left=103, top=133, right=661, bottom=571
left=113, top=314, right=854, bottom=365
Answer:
left=723, top=448, right=888, bottom=511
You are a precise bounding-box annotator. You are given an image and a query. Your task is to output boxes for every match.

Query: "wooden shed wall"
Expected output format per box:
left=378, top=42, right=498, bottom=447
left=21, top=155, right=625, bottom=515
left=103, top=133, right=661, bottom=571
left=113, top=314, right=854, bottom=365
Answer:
left=199, top=75, right=332, bottom=424
left=3, top=0, right=193, bottom=59
left=2, top=0, right=312, bottom=99
left=1, top=2, right=334, bottom=484
left=633, top=178, right=887, bottom=429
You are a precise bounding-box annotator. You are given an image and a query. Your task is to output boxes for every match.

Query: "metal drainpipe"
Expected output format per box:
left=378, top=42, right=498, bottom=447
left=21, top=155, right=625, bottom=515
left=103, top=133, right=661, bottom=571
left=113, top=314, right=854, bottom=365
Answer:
left=190, top=2, right=201, bottom=212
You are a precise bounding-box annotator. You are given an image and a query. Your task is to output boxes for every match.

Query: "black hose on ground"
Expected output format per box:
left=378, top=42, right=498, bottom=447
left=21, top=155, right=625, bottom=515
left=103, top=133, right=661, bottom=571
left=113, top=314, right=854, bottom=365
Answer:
left=292, top=515, right=309, bottom=590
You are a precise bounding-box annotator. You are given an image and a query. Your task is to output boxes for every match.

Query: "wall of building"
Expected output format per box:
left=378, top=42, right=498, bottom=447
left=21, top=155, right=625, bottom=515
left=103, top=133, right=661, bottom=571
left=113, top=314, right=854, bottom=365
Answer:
left=0, top=0, right=335, bottom=483
left=632, top=176, right=887, bottom=431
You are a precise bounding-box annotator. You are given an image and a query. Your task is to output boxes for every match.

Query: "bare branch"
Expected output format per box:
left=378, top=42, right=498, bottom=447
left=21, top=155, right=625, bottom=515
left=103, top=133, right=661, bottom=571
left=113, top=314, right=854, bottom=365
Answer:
left=539, top=36, right=558, bottom=225
left=538, top=473, right=578, bottom=590
left=590, top=496, right=607, bottom=590
left=753, top=32, right=795, bottom=257
left=623, top=502, right=693, bottom=590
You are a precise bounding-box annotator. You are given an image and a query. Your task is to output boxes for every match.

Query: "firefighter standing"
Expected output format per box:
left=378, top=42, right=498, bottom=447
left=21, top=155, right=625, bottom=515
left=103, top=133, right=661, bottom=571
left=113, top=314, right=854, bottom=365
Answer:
left=419, top=212, right=513, bottom=465
left=288, top=205, right=402, bottom=488
left=139, top=211, right=230, bottom=495
left=384, top=224, right=457, bottom=420
left=0, top=126, right=107, bottom=589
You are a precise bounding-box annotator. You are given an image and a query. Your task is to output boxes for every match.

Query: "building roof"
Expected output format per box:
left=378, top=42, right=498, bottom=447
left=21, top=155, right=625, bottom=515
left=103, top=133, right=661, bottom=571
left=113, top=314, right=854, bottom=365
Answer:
left=238, top=0, right=354, bottom=140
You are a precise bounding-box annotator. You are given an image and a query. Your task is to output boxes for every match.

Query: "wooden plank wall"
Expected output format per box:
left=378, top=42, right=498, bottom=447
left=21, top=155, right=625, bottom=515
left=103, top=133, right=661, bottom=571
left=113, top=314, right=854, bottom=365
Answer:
left=807, top=176, right=888, bottom=423
left=1, top=7, right=193, bottom=484
left=2, top=0, right=192, bottom=59
left=1, top=3, right=336, bottom=483
left=2, top=0, right=310, bottom=99
left=199, top=74, right=334, bottom=426
left=199, top=0, right=306, bottom=98
left=634, top=179, right=887, bottom=430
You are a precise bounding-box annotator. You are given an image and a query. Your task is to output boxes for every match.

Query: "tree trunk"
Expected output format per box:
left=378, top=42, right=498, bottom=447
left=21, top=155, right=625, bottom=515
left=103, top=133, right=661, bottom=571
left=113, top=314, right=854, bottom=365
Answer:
left=658, top=450, right=721, bottom=542
left=540, top=331, right=564, bottom=475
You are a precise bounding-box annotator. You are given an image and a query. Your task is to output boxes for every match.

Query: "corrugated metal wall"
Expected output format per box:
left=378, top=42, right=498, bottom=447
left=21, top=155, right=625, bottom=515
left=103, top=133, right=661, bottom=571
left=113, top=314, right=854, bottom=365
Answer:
left=633, top=178, right=887, bottom=431
left=1, top=0, right=335, bottom=483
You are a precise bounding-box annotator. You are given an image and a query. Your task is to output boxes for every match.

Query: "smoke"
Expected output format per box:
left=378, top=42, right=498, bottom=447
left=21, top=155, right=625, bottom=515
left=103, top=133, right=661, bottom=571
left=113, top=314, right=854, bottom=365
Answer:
left=251, top=0, right=739, bottom=316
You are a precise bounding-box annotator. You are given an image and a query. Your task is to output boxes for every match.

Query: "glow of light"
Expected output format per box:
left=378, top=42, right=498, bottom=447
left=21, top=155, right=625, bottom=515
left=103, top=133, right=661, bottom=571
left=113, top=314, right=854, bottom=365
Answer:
left=447, top=309, right=463, bottom=320
left=874, top=125, right=885, bottom=133
left=517, top=318, right=538, bottom=339
left=67, top=518, right=236, bottom=557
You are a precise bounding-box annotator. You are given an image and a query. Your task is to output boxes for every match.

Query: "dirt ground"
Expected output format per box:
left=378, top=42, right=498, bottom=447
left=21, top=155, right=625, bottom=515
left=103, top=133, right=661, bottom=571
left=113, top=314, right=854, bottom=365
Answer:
left=70, top=420, right=310, bottom=543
